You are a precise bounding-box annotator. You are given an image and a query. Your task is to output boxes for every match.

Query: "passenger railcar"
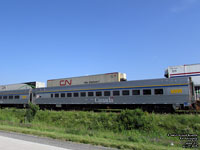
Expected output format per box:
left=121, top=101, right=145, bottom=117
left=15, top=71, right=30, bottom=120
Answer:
left=0, top=89, right=30, bottom=108
left=30, top=77, right=195, bottom=112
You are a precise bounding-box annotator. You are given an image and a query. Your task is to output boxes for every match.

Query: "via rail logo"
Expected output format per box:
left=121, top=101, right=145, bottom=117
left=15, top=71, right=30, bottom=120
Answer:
left=60, top=80, right=72, bottom=86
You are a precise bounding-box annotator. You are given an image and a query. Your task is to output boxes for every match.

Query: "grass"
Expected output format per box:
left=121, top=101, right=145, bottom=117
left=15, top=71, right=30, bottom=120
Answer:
left=0, top=108, right=199, bottom=150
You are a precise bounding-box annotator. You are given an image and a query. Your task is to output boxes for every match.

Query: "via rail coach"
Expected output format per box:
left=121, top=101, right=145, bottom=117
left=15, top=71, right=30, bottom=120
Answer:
left=0, top=77, right=196, bottom=112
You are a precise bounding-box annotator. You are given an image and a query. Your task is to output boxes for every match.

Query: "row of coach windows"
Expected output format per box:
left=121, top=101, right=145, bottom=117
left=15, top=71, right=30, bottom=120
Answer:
left=0, top=95, right=20, bottom=99
left=51, top=89, right=164, bottom=98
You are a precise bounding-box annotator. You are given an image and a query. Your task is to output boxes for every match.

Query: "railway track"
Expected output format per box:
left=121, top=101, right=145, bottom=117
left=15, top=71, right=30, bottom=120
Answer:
left=94, top=109, right=200, bottom=114
left=175, top=110, right=200, bottom=114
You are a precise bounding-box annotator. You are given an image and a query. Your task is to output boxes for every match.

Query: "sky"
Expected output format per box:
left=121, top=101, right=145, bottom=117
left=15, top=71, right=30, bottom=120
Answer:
left=0, top=0, right=200, bottom=85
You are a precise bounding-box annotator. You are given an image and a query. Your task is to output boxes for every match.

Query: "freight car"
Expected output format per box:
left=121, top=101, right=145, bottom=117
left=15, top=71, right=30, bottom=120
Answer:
left=0, top=77, right=195, bottom=112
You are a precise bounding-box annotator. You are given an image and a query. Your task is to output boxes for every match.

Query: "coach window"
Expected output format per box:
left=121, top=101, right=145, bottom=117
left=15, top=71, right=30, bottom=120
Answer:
left=15, top=95, right=20, bottom=99
left=122, top=90, right=130, bottom=96
left=55, top=93, right=59, bottom=98
left=143, top=89, right=151, bottom=95
left=67, top=93, right=72, bottom=97
left=104, top=91, right=111, bottom=96
left=51, top=94, right=54, bottom=98
left=73, top=92, right=79, bottom=97
left=96, top=91, right=102, bottom=97
left=3, top=96, right=7, bottom=99
left=81, top=92, right=86, bottom=97
left=113, top=91, right=120, bottom=96
left=88, top=92, right=94, bottom=97
left=132, top=90, right=140, bottom=95
left=154, top=89, right=163, bottom=95
left=9, top=96, right=13, bottom=99
left=61, top=93, right=65, bottom=98
left=0, top=96, right=2, bottom=99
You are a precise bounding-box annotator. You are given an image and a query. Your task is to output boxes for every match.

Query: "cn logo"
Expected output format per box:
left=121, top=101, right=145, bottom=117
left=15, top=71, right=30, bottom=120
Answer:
left=60, top=80, right=72, bottom=86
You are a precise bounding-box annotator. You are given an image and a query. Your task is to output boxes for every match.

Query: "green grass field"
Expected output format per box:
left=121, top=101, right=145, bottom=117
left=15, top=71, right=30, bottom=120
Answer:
left=0, top=107, right=199, bottom=150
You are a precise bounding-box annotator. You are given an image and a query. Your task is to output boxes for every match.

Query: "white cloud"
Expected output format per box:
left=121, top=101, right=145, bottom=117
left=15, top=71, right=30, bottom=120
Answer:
left=171, top=0, right=198, bottom=13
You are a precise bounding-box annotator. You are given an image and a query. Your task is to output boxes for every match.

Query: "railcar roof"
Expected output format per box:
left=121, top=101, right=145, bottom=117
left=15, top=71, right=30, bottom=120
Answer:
left=34, top=77, right=190, bottom=91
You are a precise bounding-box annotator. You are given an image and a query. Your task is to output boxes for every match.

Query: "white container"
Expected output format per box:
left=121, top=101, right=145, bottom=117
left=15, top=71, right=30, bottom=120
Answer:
left=24, top=82, right=45, bottom=88
left=47, top=72, right=127, bottom=87
left=35, top=82, right=45, bottom=88
left=0, top=84, right=32, bottom=91
left=165, top=64, right=200, bottom=86
left=0, top=82, right=45, bottom=91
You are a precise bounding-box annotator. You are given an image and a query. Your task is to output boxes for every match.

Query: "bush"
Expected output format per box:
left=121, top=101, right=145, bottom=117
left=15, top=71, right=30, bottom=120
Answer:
left=117, top=109, right=151, bottom=131
left=25, top=103, right=39, bottom=122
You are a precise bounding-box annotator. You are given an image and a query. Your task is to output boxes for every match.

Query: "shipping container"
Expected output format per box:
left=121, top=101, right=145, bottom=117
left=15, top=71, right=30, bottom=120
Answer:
left=164, top=64, right=200, bottom=86
left=0, top=81, right=45, bottom=91
left=47, top=72, right=126, bottom=87
left=24, top=82, right=45, bottom=88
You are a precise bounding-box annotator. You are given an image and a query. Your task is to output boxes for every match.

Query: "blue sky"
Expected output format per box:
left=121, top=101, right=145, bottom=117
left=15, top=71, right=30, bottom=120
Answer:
left=0, top=0, right=200, bottom=85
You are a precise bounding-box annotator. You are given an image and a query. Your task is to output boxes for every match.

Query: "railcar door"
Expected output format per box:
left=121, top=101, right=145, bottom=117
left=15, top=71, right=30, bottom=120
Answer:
left=29, top=89, right=33, bottom=103
left=189, top=78, right=196, bottom=106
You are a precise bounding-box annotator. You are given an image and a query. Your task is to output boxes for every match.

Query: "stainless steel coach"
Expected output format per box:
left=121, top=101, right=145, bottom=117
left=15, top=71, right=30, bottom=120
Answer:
left=29, top=77, right=195, bottom=111
left=0, top=89, right=30, bottom=107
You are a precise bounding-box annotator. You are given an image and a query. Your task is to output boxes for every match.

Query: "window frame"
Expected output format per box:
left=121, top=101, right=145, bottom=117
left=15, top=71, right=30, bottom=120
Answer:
left=104, top=91, right=111, bottom=96
left=132, top=90, right=140, bottom=95
left=67, top=93, right=72, bottom=97
left=73, top=92, right=79, bottom=97
left=154, top=89, right=164, bottom=95
left=96, top=91, right=102, bottom=97
left=88, top=92, right=94, bottom=97
left=143, top=89, right=152, bottom=95
left=122, top=90, right=130, bottom=96
left=113, top=91, right=120, bottom=96
left=61, top=93, right=65, bottom=98
left=55, top=93, right=59, bottom=98
left=9, top=95, right=13, bottom=99
left=3, top=96, right=7, bottom=99
left=15, top=95, right=20, bottom=99
left=80, top=92, right=86, bottom=97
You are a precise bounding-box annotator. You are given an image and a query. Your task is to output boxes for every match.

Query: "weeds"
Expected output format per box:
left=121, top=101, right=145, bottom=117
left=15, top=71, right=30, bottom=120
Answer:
left=0, top=108, right=199, bottom=150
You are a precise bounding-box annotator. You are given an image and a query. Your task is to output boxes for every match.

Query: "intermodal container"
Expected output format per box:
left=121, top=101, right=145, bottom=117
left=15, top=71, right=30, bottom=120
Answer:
left=47, top=72, right=127, bottom=87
